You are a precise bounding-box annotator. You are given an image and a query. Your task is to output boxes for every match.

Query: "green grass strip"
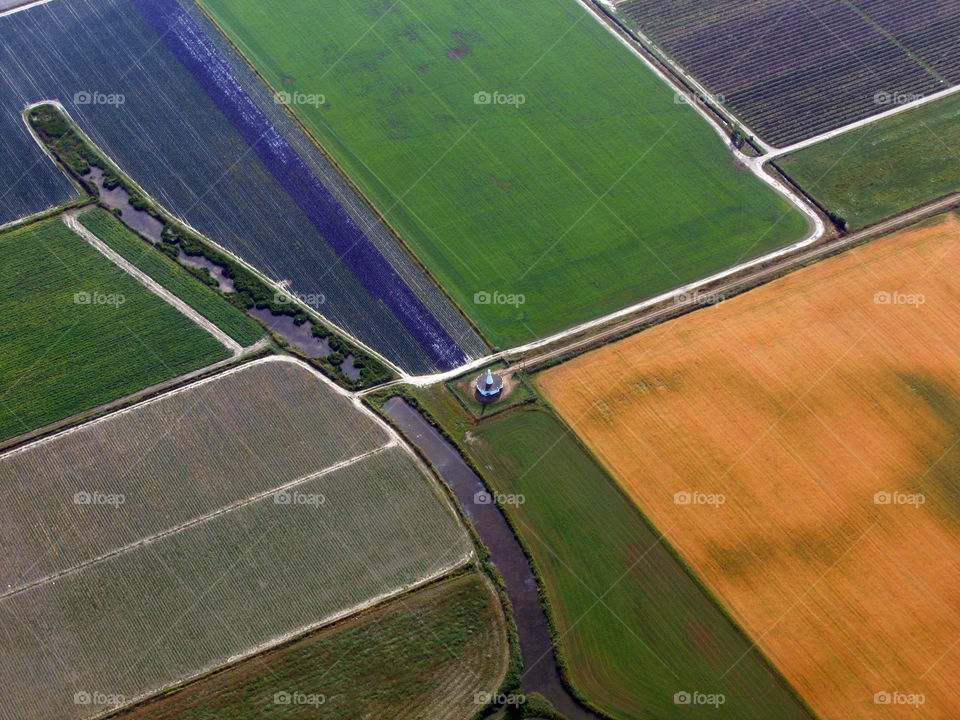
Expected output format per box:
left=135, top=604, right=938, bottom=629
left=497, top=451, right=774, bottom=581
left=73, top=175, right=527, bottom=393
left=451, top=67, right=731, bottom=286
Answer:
left=778, top=91, right=960, bottom=229
left=0, top=216, right=228, bottom=441
left=78, top=208, right=264, bottom=346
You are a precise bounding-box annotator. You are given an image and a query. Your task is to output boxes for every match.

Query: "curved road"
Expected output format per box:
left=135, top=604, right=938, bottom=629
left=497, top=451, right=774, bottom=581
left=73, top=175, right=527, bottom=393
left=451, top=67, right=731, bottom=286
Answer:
left=64, top=211, right=243, bottom=355
left=513, top=191, right=960, bottom=373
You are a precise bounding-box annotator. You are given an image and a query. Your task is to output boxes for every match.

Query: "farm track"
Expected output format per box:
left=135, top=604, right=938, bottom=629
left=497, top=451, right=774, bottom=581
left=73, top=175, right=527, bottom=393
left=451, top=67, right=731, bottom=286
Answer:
left=601, top=0, right=960, bottom=154
left=355, top=186, right=960, bottom=395
left=364, top=0, right=960, bottom=387
left=5, top=0, right=953, bottom=410
left=0, top=356, right=474, bottom=720
left=537, top=213, right=960, bottom=718
left=512, top=190, right=960, bottom=373
left=64, top=212, right=242, bottom=355
left=616, top=0, right=960, bottom=146
left=0, top=338, right=268, bottom=455
left=0, top=443, right=396, bottom=601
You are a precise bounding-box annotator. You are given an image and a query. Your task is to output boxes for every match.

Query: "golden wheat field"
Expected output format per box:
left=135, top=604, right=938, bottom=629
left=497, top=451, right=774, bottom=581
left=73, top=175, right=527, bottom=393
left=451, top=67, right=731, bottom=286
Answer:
left=539, top=214, right=960, bottom=719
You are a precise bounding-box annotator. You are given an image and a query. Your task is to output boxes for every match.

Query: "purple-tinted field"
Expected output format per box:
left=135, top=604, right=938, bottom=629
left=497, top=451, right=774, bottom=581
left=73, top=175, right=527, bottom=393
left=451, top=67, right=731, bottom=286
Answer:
left=619, top=0, right=960, bottom=146
left=137, top=0, right=467, bottom=371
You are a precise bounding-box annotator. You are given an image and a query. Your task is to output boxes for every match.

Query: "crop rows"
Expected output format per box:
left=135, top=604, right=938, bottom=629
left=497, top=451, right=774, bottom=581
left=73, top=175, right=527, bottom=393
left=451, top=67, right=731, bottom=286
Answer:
left=0, top=446, right=471, bottom=720
left=200, top=0, right=808, bottom=348
left=539, top=215, right=960, bottom=719
left=463, top=407, right=815, bottom=720
left=0, top=358, right=470, bottom=720
left=137, top=0, right=468, bottom=371
left=112, top=574, right=507, bottom=720
left=0, top=359, right=388, bottom=592
left=0, top=0, right=486, bottom=373
left=620, top=0, right=960, bottom=145
left=777, top=89, right=960, bottom=228
left=78, top=208, right=264, bottom=346
left=0, top=216, right=227, bottom=443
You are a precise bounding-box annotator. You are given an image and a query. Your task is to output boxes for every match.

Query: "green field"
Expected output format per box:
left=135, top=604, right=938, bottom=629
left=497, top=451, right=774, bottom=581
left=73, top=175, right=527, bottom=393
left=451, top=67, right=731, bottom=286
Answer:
left=778, top=91, right=960, bottom=228
left=0, top=358, right=474, bottom=720
left=110, top=573, right=506, bottom=720
left=200, top=0, right=808, bottom=347
left=414, top=389, right=814, bottom=720
left=0, top=217, right=228, bottom=442
left=78, top=208, right=265, bottom=346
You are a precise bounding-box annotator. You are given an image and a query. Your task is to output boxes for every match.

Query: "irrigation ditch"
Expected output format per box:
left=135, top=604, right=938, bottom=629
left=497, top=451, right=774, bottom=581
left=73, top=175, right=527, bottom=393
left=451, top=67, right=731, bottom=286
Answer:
left=377, top=395, right=601, bottom=720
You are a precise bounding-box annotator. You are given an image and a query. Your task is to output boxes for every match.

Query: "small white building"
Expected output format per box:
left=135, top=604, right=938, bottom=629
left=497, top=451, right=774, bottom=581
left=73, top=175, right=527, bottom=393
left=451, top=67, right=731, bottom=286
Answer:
left=475, top=368, right=504, bottom=398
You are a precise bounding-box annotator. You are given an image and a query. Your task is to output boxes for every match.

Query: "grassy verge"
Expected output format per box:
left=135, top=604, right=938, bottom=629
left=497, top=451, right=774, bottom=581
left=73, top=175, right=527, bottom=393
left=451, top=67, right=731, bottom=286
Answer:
left=199, top=0, right=808, bottom=347
left=78, top=208, right=264, bottom=346
left=107, top=572, right=506, bottom=720
left=0, top=216, right=228, bottom=442
left=405, top=386, right=816, bottom=720
left=776, top=91, right=960, bottom=229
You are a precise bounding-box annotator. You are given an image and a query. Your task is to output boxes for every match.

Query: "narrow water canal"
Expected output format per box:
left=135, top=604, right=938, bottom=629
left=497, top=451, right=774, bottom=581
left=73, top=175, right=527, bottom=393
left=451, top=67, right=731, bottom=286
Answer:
left=383, top=397, right=598, bottom=720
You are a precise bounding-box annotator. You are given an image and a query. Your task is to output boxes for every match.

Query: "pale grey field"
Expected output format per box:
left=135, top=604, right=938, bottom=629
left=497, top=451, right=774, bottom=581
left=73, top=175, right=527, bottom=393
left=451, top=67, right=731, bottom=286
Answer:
left=0, top=359, right=471, bottom=720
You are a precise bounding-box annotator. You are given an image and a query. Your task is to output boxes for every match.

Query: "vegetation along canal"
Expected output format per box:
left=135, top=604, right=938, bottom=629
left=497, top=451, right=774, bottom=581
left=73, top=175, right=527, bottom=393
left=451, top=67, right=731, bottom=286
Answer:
left=382, top=397, right=598, bottom=720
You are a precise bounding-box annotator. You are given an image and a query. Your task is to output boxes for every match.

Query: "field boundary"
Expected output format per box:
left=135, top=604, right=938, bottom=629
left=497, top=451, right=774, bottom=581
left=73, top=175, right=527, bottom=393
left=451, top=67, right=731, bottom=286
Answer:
left=192, top=0, right=492, bottom=355
left=0, top=355, right=475, bottom=576
left=367, top=390, right=612, bottom=719
left=0, top=196, right=92, bottom=233
left=0, top=354, right=477, bottom=720
left=511, top=193, right=960, bottom=376
left=360, top=0, right=824, bottom=385
left=88, top=552, right=473, bottom=720
left=0, top=340, right=270, bottom=455
left=372, top=0, right=960, bottom=388
left=1, top=443, right=397, bottom=601
left=0, top=356, right=357, bottom=460
left=100, top=570, right=509, bottom=720
left=63, top=211, right=243, bottom=355
left=0, top=0, right=52, bottom=19
left=535, top=218, right=960, bottom=717
left=600, top=1, right=960, bottom=154
left=521, top=400, right=820, bottom=719
left=766, top=83, right=960, bottom=159
left=21, top=99, right=405, bottom=379
left=588, top=0, right=772, bottom=153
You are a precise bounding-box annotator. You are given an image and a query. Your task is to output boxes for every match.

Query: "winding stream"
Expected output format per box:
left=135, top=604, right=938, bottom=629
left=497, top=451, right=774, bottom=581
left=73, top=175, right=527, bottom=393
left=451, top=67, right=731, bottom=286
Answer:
left=383, top=398, right=598, bottom=720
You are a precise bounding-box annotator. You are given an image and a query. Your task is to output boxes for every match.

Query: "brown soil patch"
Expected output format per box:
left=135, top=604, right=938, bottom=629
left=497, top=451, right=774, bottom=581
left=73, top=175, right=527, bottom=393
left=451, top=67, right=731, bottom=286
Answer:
left=539, top=214, right=960, bottom=719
